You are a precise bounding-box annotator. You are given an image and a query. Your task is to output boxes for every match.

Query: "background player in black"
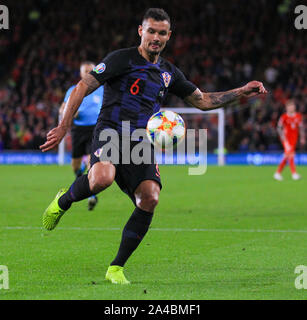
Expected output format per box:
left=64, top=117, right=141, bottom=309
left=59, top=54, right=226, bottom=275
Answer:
left=40, top=8, right=267, bottom=284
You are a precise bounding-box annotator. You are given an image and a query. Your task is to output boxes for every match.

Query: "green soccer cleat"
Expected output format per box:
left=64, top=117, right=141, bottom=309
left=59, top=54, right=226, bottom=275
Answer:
left=42, top=188, right=68, bottom=231
left=105, top=266, right=130, bottom=285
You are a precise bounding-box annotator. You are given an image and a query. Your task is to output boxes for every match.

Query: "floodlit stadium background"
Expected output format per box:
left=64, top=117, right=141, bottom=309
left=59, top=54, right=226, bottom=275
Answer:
left=0, top=0, right=306, bottom=165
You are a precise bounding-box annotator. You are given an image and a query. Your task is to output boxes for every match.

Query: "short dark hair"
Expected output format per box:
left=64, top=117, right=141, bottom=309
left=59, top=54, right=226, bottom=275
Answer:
left=142, top=8, right=171, bottom=26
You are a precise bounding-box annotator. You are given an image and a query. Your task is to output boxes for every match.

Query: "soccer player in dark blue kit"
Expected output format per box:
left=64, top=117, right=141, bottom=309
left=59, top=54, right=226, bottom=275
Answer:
left=60, top=61, right=103, bottom=210
left=40, top=8, right=267, bottom=284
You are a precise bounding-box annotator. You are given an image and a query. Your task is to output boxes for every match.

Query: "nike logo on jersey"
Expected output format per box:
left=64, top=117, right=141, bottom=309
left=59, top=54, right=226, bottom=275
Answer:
left=94, top=147, right=104, bottom=158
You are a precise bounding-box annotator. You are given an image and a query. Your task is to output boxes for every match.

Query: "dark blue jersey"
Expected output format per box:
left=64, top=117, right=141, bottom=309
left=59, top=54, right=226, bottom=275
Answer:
left=90, top=47, right=197, bottom=134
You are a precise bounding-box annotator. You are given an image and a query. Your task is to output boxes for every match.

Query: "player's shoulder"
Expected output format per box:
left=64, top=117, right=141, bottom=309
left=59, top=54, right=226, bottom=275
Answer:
left=105, top=47, right=138, bottom=60
left=159, top=56, right=180, bottom=74
left=92, top=47, right=137, bottom=78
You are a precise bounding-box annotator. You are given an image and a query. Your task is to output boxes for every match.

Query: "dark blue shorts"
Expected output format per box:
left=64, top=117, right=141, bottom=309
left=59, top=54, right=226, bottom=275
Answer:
left=90, top=128, right=162, bottom=204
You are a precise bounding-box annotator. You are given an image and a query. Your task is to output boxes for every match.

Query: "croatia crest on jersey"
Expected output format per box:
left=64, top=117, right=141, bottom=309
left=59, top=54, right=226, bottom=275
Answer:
left=161, top=72, right=171, bottom=88
left=93, top=63, right=106, bottom=74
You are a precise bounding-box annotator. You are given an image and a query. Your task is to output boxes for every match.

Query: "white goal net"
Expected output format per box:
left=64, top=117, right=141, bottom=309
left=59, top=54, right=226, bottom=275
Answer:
left=161, top=107, right=225, bottom=166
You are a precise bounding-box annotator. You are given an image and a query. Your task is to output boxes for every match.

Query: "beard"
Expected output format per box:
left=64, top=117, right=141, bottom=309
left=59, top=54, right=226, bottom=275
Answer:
left=148, top=49, right=160, bottom=56
left=147, top=42, right=164, bottom=56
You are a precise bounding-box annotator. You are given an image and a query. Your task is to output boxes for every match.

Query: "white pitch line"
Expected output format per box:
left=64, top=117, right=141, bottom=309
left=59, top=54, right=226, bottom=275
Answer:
left=1, top=226, right=307, bottom=234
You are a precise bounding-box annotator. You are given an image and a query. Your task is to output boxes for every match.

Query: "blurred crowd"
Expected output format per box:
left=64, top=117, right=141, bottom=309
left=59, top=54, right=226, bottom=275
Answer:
left=0, top=0, right=306, bottom=152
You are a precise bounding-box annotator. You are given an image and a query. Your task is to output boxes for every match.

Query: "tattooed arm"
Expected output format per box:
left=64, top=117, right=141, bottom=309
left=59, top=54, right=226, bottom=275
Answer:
left=40, top=74, right=100, bottom=152
left=185, top=81, right=267, bottom=111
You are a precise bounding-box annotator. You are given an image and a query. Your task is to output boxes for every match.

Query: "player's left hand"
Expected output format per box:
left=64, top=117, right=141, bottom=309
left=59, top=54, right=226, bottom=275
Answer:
left=39, top=126, right=67, bottom=152
left=242, top=81, right=267, bottom=97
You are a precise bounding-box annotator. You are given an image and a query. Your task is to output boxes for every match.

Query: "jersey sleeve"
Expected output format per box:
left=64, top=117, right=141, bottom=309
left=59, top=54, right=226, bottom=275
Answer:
left=168, top=66, right=198, bottom=99
left=90, top=50, right=128, bottom=85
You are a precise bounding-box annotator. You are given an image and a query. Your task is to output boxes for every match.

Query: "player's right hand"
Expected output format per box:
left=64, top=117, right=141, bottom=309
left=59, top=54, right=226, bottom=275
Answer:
left=40, top=126, right=67, bottom=152
left=242, top=81, right=267, bottom=97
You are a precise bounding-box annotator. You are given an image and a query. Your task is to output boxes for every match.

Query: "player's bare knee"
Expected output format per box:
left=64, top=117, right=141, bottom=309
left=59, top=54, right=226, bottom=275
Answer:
left=135, top=180, right=160, bottom=212
left=88, top=162, right=115, bottom=193
left=89, top=172, right=114, bottom=193
left=148, top=193, right=159, bottom=209
left=137, top=191, right=159, bottom=212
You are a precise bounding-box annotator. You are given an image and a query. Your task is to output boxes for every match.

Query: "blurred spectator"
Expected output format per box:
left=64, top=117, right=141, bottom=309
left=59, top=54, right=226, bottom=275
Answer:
left=264, top=67, right=278, bottom=84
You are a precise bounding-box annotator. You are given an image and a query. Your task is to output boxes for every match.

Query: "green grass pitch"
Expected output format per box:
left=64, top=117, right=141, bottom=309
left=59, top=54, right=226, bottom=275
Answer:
left=0, top=164, right=306, bottom=300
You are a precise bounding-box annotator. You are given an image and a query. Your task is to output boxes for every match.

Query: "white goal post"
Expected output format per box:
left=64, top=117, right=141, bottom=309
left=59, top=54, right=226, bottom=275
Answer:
left=58, top=108, right=225, bottom=166
left=58, top=114, right=65, bottom=166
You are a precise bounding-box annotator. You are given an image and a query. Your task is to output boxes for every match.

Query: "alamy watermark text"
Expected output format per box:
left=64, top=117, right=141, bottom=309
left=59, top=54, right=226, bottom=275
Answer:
left=0, top=5, right=9, bottom=30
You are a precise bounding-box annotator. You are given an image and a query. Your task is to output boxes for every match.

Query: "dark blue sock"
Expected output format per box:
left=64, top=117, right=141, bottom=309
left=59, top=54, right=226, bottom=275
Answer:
left=111, top=207, right=153, bottom=267
left=58, top=174, right=93, bottom=210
